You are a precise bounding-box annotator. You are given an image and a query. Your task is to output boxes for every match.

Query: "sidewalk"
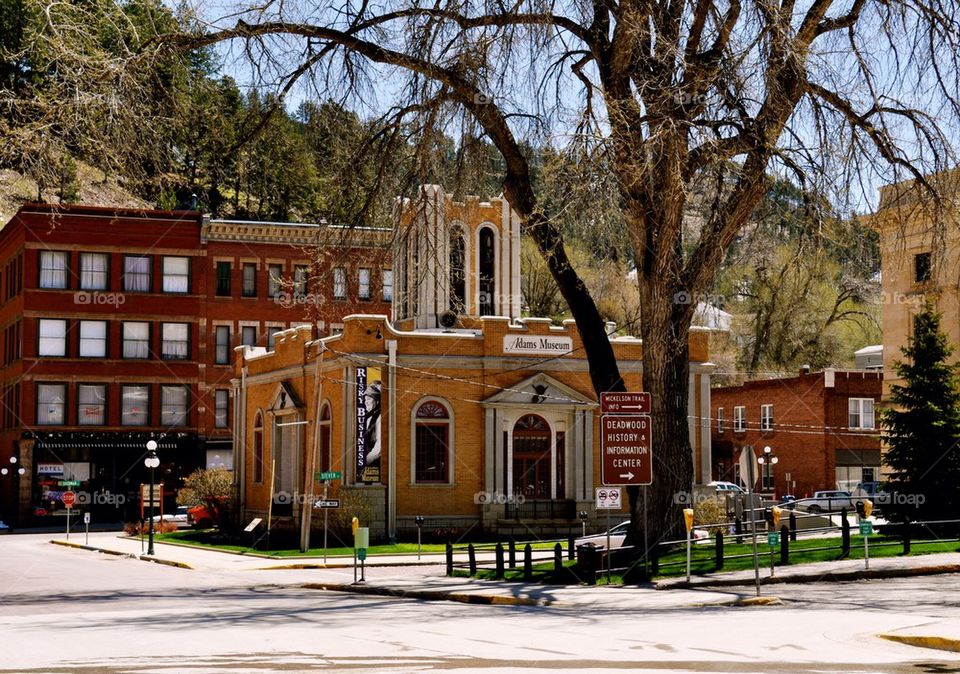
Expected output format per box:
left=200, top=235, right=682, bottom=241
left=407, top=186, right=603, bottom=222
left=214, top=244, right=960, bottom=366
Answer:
left=656, top=550, right=960, bottom=589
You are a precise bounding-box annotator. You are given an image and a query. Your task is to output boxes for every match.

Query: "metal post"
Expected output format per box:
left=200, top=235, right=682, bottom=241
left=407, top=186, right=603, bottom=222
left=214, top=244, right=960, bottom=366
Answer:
left=746, top=450, right=761, bottom=597
left=417, top=525, right=422, bottom=560
left=523, top=543, right=533, bottom=581
left=323, top=484, right=329, bottom=565
left=715, top=530, right=724, bottom=571
left=445, top=542, right=454, bottom=576
left=780, top=524, right=789, bottom=565
left=468, top=544, right=477, bottom=576
left=495, top=543, right=504, bottom=578
left=686, top=527, right=692, bottom=582
left=789, top=511, right=797, bottom=541
left=643, top=486, right=649, bottom=581
left=864, top=533, right=870, bottom=570
left=147, top=474, right=155, bottom=556
left=66, top=508, right=70, bottom=541
left=606, top=506, right=611, bottom=583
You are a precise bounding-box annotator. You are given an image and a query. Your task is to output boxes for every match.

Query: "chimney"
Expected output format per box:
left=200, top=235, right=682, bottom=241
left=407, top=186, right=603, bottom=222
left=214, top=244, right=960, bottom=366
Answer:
left=799, top=364, right=811, bottom=376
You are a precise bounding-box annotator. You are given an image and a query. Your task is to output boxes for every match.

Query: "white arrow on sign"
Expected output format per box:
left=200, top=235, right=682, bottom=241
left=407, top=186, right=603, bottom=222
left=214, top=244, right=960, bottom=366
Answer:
left=620, top=472, right=635, bottom=480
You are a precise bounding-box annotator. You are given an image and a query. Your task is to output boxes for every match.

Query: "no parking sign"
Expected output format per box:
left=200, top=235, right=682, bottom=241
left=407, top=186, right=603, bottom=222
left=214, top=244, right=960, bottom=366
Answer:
left=595, top=487, right=622, bottom=509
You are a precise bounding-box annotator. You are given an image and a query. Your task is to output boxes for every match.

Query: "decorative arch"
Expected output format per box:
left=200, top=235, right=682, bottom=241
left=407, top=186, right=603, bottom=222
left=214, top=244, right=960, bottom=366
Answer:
left=512, top=414, right=551, bottom=498
left=410, top=396, right=455, bottom=484
left=476, top=224, right=498, bottom=316
left=253, top=410, right=264, bottom=484
left=319, top=401, right=332, bottom=473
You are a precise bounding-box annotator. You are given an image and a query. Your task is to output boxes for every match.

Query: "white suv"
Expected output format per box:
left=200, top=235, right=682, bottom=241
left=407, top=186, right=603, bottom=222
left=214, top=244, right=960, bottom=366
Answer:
left=803, top=490, right=856, bottom=513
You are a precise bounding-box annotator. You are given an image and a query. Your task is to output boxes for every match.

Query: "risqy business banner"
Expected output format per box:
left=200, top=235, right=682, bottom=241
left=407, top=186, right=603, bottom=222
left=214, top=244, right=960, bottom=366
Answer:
left=356, top=366, right=382, bottom=484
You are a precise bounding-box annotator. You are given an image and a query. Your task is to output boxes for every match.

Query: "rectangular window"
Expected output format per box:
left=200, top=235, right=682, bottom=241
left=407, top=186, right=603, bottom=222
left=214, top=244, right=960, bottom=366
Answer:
left=241, top=326, right=257, bottom=347
left=761, top=462, right=775, bottom=491
left=333, top=267, right=347, bottom=300
left=382, top=269, right=393, bottom=301
left=415, top=425, right=449, bottom=483
left=848, top=398, right=876, bottom=429
left=78, top=320, right=107, bottom=358
left=215, top=325, right=230, bottom=365
left=161, top=323, right=189, bottom=360
left=122, top=322, right=150, bottom=359
left=266, top=326, right=281, bottom=350
left=121, top=385, right=149, bottom=426
left=38, top=319, right=67, bottom=357
left=77, top=384, right=106, bottom=425
left=358, top=268, right=371, bottom=300
left=79, top=253, right=108, bottom=290
left=123, top=255, right=151, bottom=292
left=268, top=264, right=283, bottom=298
left=242, top=263, right=257, bottom=297
left=914, top=252, right=932, bottom=283
left=717, top=408, right=725, bottom=434
left=760, top=404, right=773, bottom=431
left=215, top=261, right=231, bottom=296
left=37, top=383, right=66, bottom=425
left=162, top=256, right=190, bottom=293
left=734, top=406, right=745, bottom=432
left=160, top=385, right=188, bottom=426
left=294, top=265, right=308, bottom=298
left=214, top=390, right=229, bottom=428
left=39, top=251, right=69, bottom=289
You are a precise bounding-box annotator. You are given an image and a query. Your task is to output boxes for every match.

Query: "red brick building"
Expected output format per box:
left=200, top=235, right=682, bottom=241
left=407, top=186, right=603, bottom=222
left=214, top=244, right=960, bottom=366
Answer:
left=0, top=203, right=390, bottom=525
left=711, top=369, right=882, bottom=498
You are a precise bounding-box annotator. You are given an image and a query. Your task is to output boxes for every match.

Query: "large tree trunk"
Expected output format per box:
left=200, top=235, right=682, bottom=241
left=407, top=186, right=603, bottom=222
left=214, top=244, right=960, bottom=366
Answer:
left=627, top=294, right=696, bottom=547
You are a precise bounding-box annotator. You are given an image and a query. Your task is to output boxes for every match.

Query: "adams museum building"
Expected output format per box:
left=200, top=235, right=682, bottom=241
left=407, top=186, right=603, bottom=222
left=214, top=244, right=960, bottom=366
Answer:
left=231, top=186, right=715, bottom=539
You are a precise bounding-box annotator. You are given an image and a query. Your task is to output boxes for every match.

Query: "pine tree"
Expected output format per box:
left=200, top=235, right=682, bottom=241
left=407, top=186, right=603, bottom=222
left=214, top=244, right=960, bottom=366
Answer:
left=882, top=303, right=960, bottom=521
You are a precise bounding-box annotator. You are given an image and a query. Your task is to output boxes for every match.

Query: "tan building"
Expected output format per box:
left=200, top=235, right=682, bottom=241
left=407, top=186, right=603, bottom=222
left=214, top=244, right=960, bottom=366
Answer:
left=232, top=186, right=715, bottom=540
left=869, top=170, right=960, bottom=394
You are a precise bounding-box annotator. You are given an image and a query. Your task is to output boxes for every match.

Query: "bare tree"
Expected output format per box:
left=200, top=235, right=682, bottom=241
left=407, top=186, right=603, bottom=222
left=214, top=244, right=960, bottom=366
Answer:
left=25, top=0, right=960, bottom=543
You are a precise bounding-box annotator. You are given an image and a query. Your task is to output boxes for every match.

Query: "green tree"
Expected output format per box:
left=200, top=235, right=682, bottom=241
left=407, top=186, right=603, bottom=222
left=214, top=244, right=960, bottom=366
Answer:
left=177, top=468, right=232, bottom=526
left=882, top=304, right=960, bottom=522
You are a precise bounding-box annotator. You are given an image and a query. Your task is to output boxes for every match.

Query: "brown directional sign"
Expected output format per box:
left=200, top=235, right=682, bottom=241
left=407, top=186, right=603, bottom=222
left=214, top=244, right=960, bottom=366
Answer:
left=600, top=392, right=651, bottom=415
left=601, top=414, right=653, bottom=486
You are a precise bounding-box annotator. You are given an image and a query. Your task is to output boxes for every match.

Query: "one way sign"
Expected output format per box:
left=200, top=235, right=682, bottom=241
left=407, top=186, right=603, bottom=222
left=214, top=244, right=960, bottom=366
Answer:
left=601, top=414, right=653, bottom=486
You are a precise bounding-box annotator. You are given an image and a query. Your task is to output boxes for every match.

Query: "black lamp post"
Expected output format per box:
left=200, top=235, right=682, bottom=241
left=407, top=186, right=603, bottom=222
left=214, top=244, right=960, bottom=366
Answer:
left=415, top=516, right=425, bottom=559
left=144, top=440, right=159, bottom=555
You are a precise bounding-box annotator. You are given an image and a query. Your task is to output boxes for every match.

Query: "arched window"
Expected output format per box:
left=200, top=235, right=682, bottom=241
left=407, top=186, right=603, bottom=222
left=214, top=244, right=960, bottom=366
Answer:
left=319, top=402, right=332, bottom=473
left=512, top=414, right=550, bottom=498
left=253, top=412, right=264, bottom=483
left=478, top=227, right=496, bottom=316
left=414, top=399, right=452, bottom=483
left=449, top=226, right=466, bottom=312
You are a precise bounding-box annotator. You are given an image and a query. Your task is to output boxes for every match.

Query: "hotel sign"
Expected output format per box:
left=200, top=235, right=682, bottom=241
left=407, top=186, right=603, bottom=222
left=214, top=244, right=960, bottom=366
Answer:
left=503, top=335, right=573, bottom=356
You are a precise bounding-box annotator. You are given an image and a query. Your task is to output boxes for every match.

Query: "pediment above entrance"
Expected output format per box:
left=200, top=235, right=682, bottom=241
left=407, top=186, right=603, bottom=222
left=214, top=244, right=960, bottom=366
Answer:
left=482, top=373, right=595, bottom=407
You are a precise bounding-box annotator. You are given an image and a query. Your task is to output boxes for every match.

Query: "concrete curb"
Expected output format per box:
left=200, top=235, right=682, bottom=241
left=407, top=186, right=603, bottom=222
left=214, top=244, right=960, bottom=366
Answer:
left=656, top=563, right=960, bottom=590
left=301, top=582, right=561, bottom=607
left=878, top=634, right=960, bottom=653
left=50, top=539, right=193, bottom=569
left=122, top=535, right=447, bottom=565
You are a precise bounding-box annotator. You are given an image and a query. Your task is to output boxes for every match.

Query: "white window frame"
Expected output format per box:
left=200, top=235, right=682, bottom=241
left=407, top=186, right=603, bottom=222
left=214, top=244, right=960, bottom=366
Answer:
left=241, top=325, right=257, bottom=347
left=122, top=322, right=150, bottom=359
left=293, top=265, right=308, bottom=298
left=160, top=322, right=190, bottom=360
left=333, top=267, right=347, bottom=300
left=214, top=325, right=231, bottom=364
left=36, top=383, right=66, bottom=425
left=160, top=385, right=189, bottom=427
left=848, top=398, right=876, bottom=429
left=760, top=404, right=773, bottom=431
left=162, top=256, right=190, bottom=293
left=123, top=255, right=151, bottom=292
left=382, top=269, right=393, bottom=301
left=77, top=383, right=106, bottom=425
left=38, top=319, right=67, bottom=357
left=717, top=407, right=725, bottom=434
left=214, top=390, right=229, bottom=428
left=733, top=406, right=746, bottom=432
left=78, top=320, right=107, bottom=358
left=39, top=251, right=69, bottom=289
left=268, top=263, right=283, bottom=298
left=358, top=268, right=371, bottom=300
left=121, top=384, right=149, bottom=426
left=242, top=263, right=257, bottom=297
left=79, top=253, right=108, bottom=291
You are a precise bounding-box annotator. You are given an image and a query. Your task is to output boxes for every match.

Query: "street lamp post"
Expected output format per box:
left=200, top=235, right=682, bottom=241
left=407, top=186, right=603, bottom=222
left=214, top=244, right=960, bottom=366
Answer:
left=144, top=440, right=160, bottom=556
left=754, top=445, right=778, bottom=589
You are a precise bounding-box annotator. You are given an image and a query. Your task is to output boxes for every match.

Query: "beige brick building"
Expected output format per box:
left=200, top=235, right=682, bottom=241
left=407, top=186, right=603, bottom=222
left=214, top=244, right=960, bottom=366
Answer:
left=232, top=186, right=715, bottom=540
left=868, top=170, right=960, bottom=394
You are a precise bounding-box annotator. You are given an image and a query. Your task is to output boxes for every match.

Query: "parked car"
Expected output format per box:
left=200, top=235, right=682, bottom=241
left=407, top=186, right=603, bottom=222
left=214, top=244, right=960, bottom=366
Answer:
left=800, top=490, right=857, bottom=514
left=187, top=504, right=215, bottom=529
left=708, top=481, right=746, bottom=495
left=576, top=520, right=709, bottom=549
left=152, top=505, right=190, bottom=527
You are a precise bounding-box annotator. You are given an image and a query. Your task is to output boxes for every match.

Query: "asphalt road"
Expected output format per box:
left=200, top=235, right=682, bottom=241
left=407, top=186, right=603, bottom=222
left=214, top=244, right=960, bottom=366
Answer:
left=2, top=534, right=960, bottom=673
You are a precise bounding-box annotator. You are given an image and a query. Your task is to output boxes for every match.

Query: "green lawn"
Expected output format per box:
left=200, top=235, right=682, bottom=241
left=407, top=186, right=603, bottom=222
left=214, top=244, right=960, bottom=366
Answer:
left=150, top=530, right=562, bottom=558
left=455, top=535, right=960, bottom=585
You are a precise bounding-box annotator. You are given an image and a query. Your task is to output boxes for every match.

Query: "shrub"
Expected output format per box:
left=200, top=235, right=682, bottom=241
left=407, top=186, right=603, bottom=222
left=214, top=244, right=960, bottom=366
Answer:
left=332, top=488, right=373, bottom=541
left=694, top=498, right=728, bottom=532
left=177, top=468, right=232, bottom=527
left=124, top=519, right=180, bottom=535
